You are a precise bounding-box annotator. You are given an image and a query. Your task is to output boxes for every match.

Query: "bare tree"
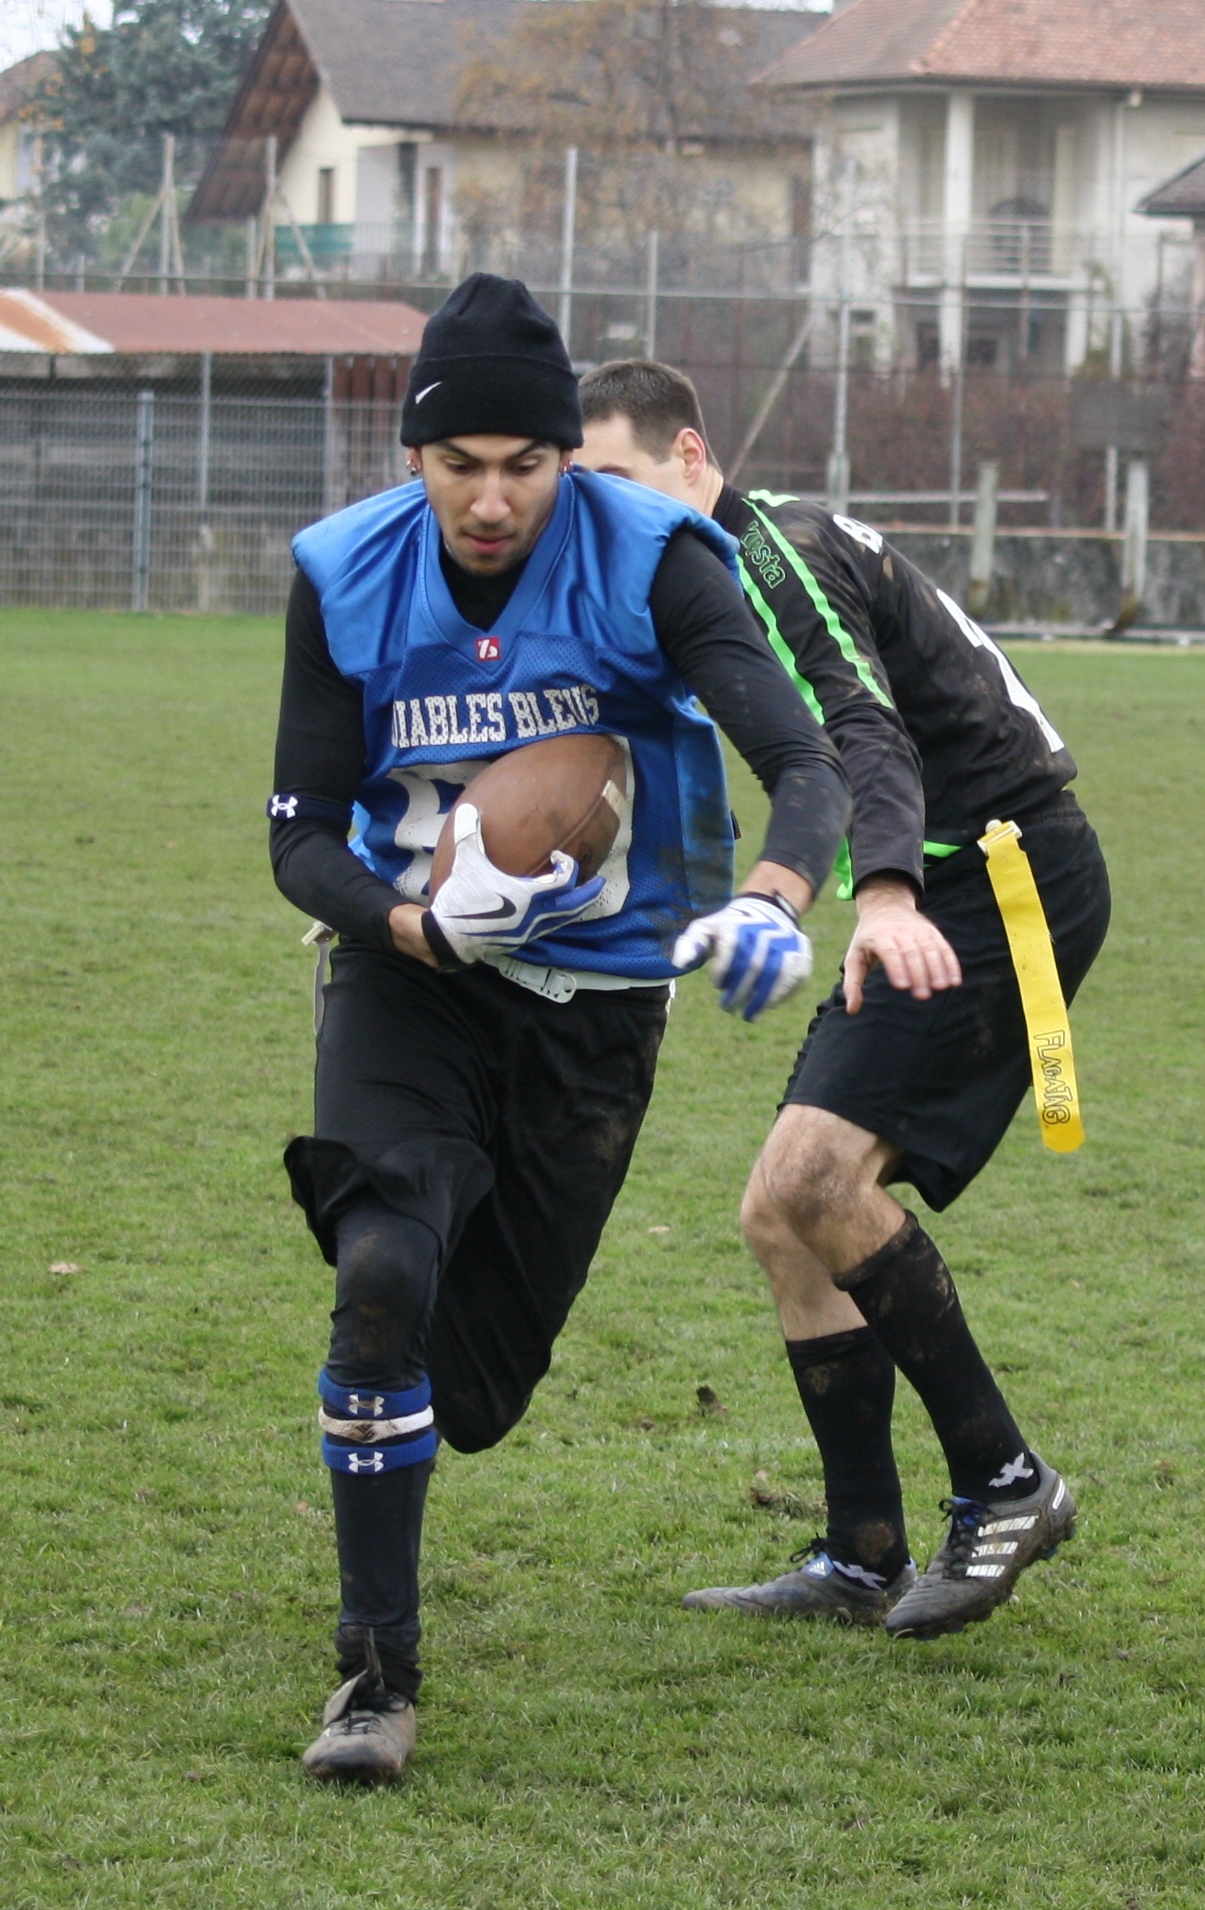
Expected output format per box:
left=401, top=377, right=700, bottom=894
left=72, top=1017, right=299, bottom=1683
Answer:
left=454, top=1, right=817, bottom=261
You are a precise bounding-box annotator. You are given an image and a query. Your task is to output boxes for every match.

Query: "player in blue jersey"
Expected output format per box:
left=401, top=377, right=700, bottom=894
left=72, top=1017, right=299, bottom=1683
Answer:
left=268, top=275, right=851, bottom=1782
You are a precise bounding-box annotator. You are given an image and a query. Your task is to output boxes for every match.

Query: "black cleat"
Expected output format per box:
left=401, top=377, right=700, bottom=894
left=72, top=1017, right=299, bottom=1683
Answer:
left=683, top=1540, right=916, bottom=1626
left=301, top=1633, right=415, bottom=1784
left=886, top=1455, right=1076, bottom=1641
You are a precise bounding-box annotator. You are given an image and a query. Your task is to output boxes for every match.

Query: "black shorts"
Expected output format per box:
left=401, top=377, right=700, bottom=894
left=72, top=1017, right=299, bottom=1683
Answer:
left=286, top=945, right=669, bottom=1452
left=782, top=793, right=1111, bottom=1211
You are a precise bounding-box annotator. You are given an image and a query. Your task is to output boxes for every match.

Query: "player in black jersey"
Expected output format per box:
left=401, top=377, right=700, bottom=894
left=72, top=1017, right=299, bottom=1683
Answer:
left=579, top=361, right=1111, bottom=1639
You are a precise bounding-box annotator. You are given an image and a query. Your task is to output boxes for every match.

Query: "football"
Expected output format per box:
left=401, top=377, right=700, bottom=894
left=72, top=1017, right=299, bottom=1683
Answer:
left=429, top=732, right=628, bottom=896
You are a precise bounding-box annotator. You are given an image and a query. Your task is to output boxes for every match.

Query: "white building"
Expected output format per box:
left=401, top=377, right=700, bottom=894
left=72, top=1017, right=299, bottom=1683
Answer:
left=188, top=0, right=822, bottom=288
left=760, top=0, right=1205, bottom=374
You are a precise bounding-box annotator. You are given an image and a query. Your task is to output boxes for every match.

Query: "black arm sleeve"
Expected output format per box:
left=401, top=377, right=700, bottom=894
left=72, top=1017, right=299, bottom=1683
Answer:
left=649, top=530, right=851, bottom=894
left=269, top=569, right=402, bottom=953
left=760, top=525, right=926, bottom=892
left=715, top=494, right=927, bottom=892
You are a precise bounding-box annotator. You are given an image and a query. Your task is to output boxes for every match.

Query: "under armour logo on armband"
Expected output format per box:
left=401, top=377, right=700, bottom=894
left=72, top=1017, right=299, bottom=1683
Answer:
left=347, top=1393, right=386, bottom=1418
left=475, top=635, right=502, bottom=662
left=346, top=1450, right=385, bottom=1473
left=270, top=795, right=298, bottom=819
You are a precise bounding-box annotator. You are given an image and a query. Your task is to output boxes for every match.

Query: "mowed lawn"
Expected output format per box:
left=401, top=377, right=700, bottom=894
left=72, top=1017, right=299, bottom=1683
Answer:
left=0, top=608, right=1202, bottom=1910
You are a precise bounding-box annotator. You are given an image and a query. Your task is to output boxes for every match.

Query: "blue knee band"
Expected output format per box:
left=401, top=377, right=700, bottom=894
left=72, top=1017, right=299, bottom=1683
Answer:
left=317, top=1368, right=437, bottom=1474
left=318, top=1371, right=431, bottom=1420
left=320, top=1431, right=438, bottom=1473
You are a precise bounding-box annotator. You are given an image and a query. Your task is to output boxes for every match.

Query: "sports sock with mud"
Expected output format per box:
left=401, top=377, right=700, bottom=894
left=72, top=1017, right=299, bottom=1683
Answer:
left=835, top=1214, right=1038, bottom=1506
left=786, top=1327, right=909, bottom=1586
left=323, top=1198, right=444, bottom=1705
left=330, top=1458, right=433, bottom=1704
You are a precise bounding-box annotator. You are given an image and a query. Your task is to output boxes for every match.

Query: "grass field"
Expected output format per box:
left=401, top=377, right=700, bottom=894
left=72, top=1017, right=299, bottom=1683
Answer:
left=1, top=608, right=1203, bottom=1909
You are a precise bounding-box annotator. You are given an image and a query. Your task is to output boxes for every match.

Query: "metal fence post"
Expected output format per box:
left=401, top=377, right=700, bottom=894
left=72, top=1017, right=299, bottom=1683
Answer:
left=557, top=147, right=578, bottom=351
left=948, top=235, right=968, bottom=528
left=1120, top=456, right=1148, bottom=625
left=158, top=133, right=174, bottom=296
left=132, top=389, right=155, bottom=613
left=197, top=352, right=214, bottom=611
left=644, top=229, right=660, bottom=361
left=198, top=350, right=212, bottom=510
left=322, top=354, right=336, bottom=516
left=826, top=160, right=854, bottom=514
left=262, top=135, right=277, bottom=301
left=967, top=459, right=998, bottom=616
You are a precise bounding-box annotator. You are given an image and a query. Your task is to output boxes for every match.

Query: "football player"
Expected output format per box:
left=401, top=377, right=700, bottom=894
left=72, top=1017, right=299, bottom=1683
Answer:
left=579, top=359, right=1110, bottom=1639
left=269, top=278, right=851, bottom=1780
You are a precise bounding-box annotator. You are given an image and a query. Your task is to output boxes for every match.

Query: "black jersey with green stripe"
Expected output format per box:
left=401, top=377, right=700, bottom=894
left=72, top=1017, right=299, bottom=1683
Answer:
left=714, top=485, right=1077, bottom=895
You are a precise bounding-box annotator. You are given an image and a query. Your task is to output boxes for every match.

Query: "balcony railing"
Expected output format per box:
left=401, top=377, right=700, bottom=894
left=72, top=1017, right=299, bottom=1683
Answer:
left=900, top=219, right=1107, bottom=284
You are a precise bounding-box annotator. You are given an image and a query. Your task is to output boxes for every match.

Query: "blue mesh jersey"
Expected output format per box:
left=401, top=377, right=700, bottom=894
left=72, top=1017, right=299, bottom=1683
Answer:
left=292, top=470, right=739, bottom=979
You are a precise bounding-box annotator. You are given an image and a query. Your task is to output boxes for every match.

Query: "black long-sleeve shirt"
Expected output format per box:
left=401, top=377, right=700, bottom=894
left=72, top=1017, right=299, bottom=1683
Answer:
left=714, top=486, right=1077, bottom=895
left=270, top=527, right=851, bottom=952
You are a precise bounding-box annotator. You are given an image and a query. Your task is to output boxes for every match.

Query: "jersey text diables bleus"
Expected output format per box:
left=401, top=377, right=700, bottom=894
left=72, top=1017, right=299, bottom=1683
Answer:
left=293, top=471, right=739, bottom=978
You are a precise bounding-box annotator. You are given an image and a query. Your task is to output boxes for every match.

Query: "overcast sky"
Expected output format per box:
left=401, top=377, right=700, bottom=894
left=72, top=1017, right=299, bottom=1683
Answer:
left=1, top=0, right=113, bottom=69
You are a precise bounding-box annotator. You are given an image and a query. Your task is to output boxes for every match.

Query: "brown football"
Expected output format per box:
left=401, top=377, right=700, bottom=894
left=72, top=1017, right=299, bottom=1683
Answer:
left=429, top=733, right=628, bottom=897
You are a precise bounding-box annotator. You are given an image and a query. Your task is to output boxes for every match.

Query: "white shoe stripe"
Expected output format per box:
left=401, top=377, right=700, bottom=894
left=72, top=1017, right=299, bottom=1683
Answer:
left=967, top=1563, right=1007, bottom=1578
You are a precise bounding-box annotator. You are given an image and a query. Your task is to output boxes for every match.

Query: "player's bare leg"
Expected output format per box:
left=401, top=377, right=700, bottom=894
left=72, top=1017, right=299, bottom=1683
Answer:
left=743, top=1105, right=1072, bottom=1637
left=683, top=1111, right=917, bottom=1622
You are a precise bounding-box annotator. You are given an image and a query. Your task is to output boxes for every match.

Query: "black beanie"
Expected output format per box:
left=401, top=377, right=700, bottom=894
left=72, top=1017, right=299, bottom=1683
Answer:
left=401, top=273, right=582, bottom=449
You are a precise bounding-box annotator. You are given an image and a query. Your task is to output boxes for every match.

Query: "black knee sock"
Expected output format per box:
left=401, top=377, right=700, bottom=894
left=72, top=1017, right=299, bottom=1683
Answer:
left=322, top=1199, right=444, bottom=1704
left=330, top=1458, right=433, bottom=1704
left=836, top=1215, right=1036, bottom=1505
left=786, top=1328, right=908, bottom=1585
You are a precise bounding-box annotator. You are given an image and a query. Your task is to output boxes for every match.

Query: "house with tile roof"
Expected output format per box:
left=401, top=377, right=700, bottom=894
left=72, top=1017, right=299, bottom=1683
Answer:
left=1139, top=148, right=1205, bottom=376
left=759, top=0, right=1205, bottom=375
left=188, top=0, right=822, bottom=291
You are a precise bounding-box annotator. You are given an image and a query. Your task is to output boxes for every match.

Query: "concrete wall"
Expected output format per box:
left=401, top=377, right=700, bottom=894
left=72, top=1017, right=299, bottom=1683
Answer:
left=888, top=527, right=1205, bottom=629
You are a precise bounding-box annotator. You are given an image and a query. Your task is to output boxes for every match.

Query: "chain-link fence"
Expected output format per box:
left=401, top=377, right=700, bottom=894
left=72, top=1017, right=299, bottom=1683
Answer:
left=0, top=381, right=417, bottom=614
left=5, top=287, right=1205, bottom=619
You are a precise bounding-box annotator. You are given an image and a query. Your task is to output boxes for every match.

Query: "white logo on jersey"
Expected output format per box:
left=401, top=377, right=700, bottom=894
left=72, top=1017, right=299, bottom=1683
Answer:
left=390, top=684, right=601, bottom=752
left=935, top=589, right=1065, bottom=752
left=833, top=514, right=884, bottom=555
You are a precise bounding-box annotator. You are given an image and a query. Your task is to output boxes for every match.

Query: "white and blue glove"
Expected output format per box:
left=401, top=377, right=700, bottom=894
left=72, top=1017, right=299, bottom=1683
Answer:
left=422, top=803, right=605, bottom=967
left=673, top=892, right=812, bottom=1022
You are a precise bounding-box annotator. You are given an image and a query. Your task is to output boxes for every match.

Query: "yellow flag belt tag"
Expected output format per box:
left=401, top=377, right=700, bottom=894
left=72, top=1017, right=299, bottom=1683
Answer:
left=978, top=818, right=1084, bottom=1154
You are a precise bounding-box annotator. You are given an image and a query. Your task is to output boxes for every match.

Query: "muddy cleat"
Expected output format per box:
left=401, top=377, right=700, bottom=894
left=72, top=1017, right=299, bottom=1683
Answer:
left=886, top=1455, right=1076, bottom=1641
left=301, top=1634, right=415, bottom=1784
left=682, top=1541, right=917, bottom=1626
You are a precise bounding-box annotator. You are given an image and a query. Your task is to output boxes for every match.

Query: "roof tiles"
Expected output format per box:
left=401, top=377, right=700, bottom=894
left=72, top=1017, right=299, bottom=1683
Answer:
left=0, top=290, right=427, bottom=356
left=766, top=0, right=1205, bottom=93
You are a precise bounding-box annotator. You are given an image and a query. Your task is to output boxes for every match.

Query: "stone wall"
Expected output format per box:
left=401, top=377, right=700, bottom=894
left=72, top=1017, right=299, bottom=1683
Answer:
left=888, top=529, right=1205, bottom=630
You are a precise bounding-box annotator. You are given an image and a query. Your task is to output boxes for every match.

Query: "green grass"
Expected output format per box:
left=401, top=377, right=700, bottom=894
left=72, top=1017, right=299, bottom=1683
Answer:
left=1, top=608, right=1203, bottom=1908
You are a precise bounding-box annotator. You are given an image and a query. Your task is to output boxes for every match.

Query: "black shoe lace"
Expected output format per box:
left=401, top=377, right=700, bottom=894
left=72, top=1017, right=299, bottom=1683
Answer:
left=935, top=1497, right=984, bottom=1579
left=340, top=1627, right=408, bottom=1724
left=788, top=1534, right=828, bottom=1569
